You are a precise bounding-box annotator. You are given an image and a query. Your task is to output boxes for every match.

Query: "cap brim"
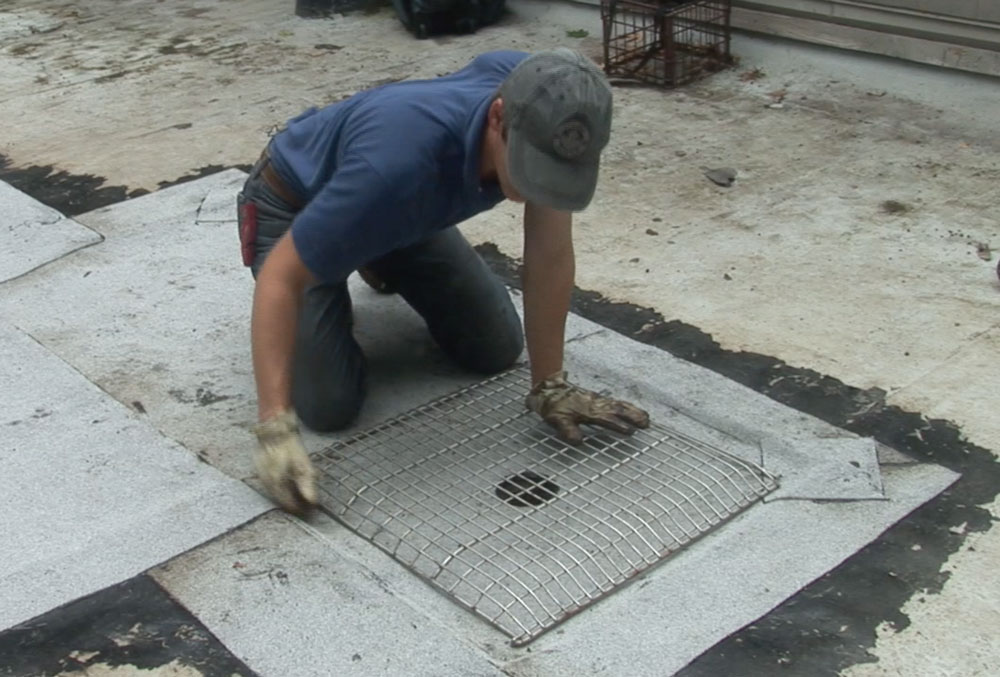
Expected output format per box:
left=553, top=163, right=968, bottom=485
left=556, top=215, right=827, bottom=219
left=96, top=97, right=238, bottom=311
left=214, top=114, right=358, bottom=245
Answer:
left=507, top=130, right=600, bottom=212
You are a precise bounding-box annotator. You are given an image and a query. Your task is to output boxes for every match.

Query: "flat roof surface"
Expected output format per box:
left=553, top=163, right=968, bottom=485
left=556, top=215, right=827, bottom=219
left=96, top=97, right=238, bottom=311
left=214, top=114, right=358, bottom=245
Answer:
left=1, top=1, right=998, bottom=675
left=1, top=172, right=957, bottom=675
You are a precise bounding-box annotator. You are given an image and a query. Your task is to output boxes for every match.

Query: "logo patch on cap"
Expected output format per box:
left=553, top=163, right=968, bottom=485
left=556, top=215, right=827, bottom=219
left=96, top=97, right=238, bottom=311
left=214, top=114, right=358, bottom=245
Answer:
left=552, top=119, right=591, bottom=160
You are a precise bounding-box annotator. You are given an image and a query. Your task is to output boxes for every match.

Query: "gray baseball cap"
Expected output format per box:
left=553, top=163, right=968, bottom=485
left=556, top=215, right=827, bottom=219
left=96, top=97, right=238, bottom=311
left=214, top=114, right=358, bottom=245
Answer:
left=499, top=48, right=613, bottom=212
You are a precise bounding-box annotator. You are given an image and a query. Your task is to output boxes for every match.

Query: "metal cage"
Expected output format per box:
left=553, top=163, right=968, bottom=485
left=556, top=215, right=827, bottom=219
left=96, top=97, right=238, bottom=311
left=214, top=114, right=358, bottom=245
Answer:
left=601, top=0, right=733, bottom=87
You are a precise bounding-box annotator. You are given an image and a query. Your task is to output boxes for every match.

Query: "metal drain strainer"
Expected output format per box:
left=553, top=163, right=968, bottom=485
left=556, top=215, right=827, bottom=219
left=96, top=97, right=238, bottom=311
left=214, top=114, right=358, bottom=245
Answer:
left=313, top=368, right=778, bottom=646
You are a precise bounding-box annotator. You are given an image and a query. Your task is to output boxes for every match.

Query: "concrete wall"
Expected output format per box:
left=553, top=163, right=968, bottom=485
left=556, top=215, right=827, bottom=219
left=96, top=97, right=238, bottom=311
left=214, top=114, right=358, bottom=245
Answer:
left=730, top=0, right=1000, bottom=76
left=868, top=0, right=1000, bottom=23
left=738, top=0, right=1000, bottom=25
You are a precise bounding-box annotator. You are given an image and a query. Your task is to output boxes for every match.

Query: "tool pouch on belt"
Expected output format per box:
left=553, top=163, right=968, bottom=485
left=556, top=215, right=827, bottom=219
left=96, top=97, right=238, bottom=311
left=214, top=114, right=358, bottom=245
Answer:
left=236, top=192, right=258, bottom=267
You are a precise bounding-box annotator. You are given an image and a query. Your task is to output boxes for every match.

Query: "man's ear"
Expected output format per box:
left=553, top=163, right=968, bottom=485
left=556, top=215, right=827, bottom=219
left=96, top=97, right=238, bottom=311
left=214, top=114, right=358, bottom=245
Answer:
left=488, top=97, right=505, bottom=135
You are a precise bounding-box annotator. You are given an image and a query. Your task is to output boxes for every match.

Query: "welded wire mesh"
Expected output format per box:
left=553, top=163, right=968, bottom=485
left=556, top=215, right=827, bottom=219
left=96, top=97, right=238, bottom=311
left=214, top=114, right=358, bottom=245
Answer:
left=601, top=0, right=733, bottom=87
left=313, top=367, right=777, bottom=645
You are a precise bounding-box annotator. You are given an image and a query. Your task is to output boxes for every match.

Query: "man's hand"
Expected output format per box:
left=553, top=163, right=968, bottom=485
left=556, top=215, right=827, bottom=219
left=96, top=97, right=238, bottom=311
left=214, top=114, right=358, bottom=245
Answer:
left=527, top=372, right=650, bottom=445
left=252, top=410, right=319, bottom=515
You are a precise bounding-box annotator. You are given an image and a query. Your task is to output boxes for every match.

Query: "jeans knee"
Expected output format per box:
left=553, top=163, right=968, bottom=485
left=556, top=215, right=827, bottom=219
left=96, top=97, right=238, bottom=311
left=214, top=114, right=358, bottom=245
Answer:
left=293, top=388, right=364, bottom=433
left=452, top=318, right=524, bottom=375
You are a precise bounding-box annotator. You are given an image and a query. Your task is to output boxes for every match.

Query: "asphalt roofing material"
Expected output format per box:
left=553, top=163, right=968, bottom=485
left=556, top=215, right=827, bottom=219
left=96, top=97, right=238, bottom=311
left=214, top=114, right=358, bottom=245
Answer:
left=0, top=180, right=101, bottom=283
left=0, top=314, right=270, bottom=631
left=0, top=174, right=961, bottom=675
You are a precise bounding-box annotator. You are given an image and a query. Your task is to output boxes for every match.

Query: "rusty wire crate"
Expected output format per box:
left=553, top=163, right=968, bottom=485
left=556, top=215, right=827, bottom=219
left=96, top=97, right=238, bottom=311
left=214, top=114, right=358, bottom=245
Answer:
left=601, top=0, right=733, bottom=87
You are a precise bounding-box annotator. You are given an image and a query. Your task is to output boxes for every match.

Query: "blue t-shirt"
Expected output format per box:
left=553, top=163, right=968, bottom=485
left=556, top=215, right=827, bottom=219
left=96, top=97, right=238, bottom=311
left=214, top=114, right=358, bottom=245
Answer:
left=268, top=50, right=529, bottom=283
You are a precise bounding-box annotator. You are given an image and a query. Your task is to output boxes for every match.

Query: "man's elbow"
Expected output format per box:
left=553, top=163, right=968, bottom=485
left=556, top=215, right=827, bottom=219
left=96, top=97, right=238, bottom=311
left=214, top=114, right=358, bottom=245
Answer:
left=258, top=232, right=316, bottom=296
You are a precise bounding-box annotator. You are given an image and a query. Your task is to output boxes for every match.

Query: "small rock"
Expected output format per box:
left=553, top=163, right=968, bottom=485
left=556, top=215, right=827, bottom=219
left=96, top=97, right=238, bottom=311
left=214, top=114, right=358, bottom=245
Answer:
left=975, top=241, right=992, bottom=261
left=652, top=217, right=663, bottom=222
left=675, top=150, right=687, bottom=157
left=629, top=257, right=640, bottom=263
left=68, top=650, right=100, bottom=662
left=723, top=273, right=733, bottom=281
left=704, top=167, right=738, bottom=187
left=646, top=228, right=659, bottom=236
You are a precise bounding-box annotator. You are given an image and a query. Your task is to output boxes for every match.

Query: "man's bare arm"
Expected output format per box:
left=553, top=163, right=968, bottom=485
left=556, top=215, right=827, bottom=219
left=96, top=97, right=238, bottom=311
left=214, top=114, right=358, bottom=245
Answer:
left=522, top=201, right=574, bottom=385
left=251, top=231, right=315, bottom=422
left=521, top=202, right=650, bottom=444
left=249, top=231, right=319, bottom=515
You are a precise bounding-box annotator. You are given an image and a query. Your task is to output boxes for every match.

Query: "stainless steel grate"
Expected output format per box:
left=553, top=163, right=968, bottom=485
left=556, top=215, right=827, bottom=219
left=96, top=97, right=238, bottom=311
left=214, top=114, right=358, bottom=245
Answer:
left=313, top=367, right=778, bottom=646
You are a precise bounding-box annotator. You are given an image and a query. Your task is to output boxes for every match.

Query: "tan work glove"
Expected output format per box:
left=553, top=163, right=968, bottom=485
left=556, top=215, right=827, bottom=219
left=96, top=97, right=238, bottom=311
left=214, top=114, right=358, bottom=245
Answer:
left=526, top=372, right=651, bottom=445
left=252, top=410, right=318, bottom=516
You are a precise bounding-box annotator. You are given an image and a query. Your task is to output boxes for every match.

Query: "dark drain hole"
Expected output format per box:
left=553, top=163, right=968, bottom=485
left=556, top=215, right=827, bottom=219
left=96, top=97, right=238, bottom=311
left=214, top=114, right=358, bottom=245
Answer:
left=495, top=471, right=560, bottom=507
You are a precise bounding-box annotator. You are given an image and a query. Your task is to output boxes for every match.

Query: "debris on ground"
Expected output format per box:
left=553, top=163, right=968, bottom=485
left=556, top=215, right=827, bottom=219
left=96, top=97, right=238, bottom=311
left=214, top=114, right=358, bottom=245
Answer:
left=740, top=67, right=766, bottom=82
left=646, top=228, right=659, bottom=236
left=975, top=242, right=992, bottom=261
left=566, top=29, right=588, bottom=38
left=881, top=199, right=910, bottom=214
left=704, top=167, right=738, bottom=187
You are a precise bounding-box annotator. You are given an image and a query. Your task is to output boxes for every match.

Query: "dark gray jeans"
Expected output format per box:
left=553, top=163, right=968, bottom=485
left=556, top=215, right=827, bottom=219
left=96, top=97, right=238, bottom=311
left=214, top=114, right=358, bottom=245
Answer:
left=239, top=154, right=524, bottom=432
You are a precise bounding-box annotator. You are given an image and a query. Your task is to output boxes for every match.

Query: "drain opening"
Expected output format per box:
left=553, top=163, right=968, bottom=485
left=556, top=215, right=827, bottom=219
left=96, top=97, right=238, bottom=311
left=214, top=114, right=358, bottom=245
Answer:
left=495, top=471, right=560, bottom=507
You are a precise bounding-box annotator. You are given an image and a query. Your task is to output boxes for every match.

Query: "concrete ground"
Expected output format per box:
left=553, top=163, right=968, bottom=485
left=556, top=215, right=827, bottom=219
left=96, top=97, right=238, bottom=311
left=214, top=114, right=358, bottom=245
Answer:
left=1, top=0, right=998, bottom=675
